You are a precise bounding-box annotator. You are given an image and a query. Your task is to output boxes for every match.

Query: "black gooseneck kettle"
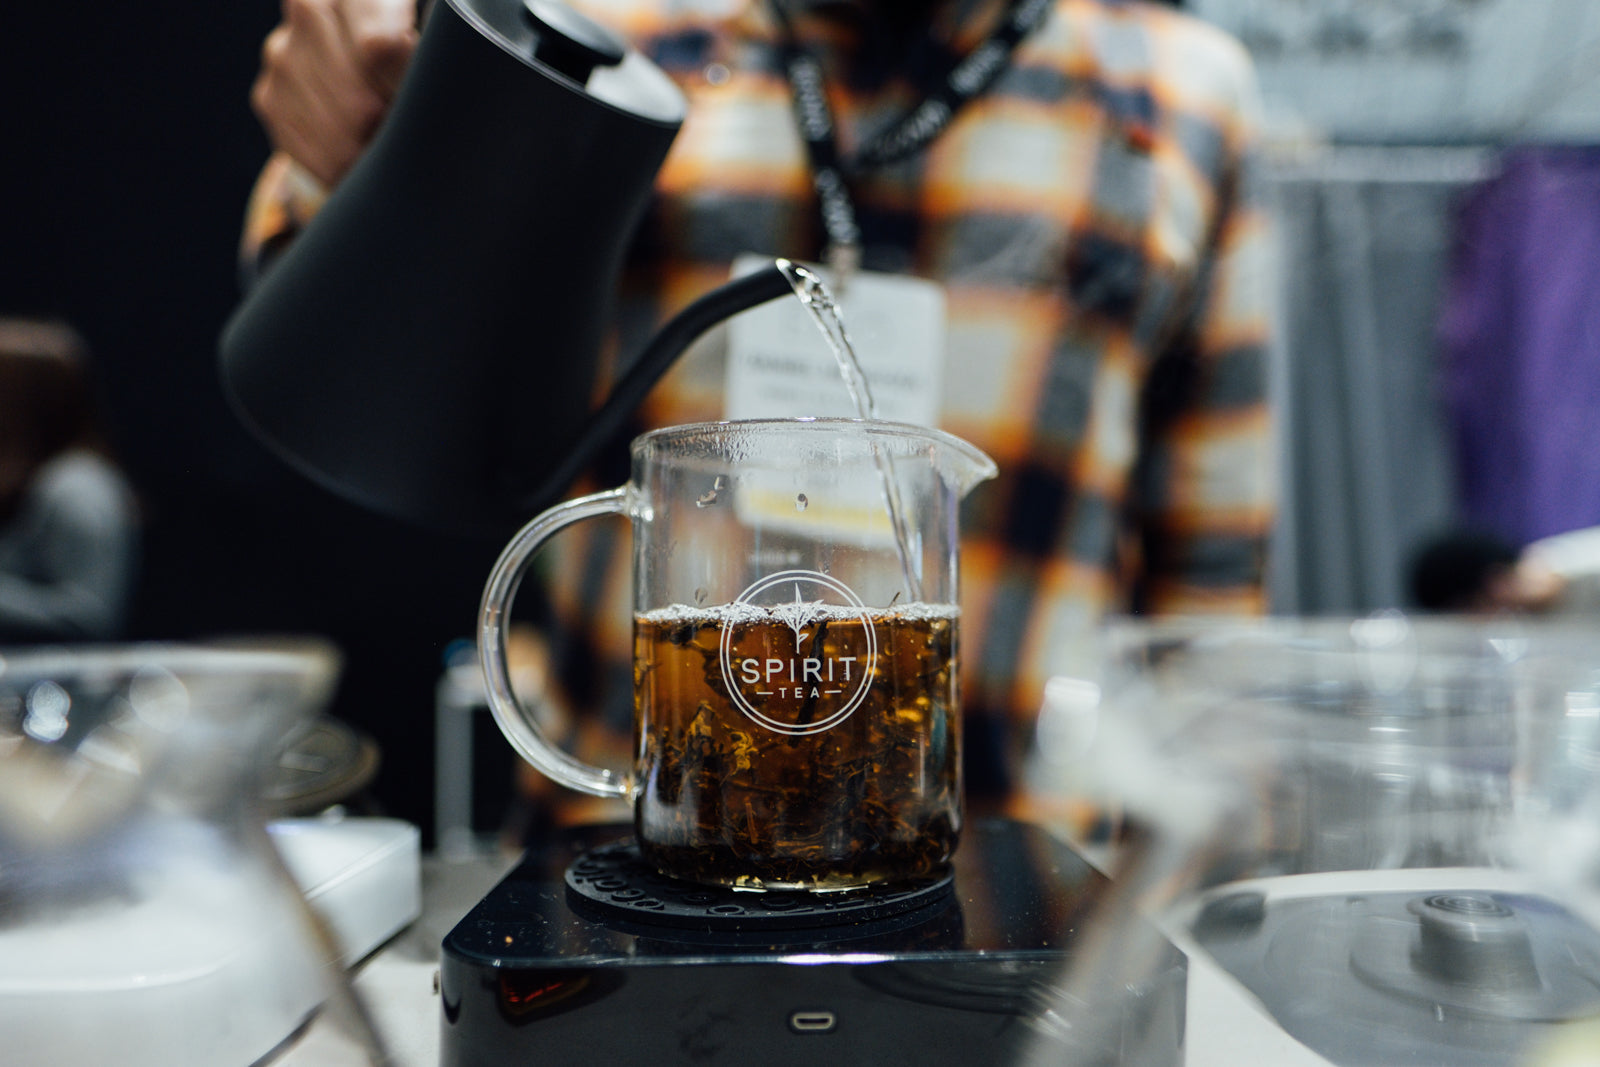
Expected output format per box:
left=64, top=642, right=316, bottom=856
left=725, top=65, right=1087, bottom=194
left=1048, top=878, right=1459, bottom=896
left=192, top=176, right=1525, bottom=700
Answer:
left=219, top=0, right=794, bottom=536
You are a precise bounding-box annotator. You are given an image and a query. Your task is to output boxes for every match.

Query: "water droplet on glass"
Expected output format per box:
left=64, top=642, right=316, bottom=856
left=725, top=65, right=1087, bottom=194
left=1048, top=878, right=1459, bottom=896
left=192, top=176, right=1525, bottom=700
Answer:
left=796, top=493, right=809, bottom=511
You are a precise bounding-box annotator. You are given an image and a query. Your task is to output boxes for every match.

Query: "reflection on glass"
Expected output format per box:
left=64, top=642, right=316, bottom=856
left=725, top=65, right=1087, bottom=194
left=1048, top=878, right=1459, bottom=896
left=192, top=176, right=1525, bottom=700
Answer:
left=1023, top=616, right=1600, bottom=1066
left=0, top=642, right=387, bottom=1066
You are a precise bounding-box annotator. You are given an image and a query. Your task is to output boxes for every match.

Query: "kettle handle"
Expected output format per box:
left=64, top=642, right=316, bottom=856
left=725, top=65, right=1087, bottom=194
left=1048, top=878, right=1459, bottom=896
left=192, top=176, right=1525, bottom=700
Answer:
left=479, top=486, right=632, bottom=798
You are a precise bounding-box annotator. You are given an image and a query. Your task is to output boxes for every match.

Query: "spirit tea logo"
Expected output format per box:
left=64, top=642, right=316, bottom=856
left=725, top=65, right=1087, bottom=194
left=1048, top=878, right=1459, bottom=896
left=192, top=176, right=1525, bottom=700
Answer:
left=719, top=570, right=878, bottom=735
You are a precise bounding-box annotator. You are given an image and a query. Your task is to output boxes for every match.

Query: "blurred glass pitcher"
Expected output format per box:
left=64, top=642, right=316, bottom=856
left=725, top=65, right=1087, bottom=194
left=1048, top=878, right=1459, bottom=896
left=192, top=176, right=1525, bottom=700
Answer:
left=0, top=642, right=351, bottom=1067
left=1024, top=616, right=1600, bottom=1067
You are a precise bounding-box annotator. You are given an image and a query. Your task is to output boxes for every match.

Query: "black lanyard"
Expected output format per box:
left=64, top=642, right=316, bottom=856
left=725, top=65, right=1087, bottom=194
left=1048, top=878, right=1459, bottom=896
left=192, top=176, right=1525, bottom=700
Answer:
left=771, top=0, right=1052, bottom=274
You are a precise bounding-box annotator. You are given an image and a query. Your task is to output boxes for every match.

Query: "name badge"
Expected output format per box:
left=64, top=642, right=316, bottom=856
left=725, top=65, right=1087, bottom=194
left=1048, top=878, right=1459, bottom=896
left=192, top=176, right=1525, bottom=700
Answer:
left=724, top=254, right=946, bottom=426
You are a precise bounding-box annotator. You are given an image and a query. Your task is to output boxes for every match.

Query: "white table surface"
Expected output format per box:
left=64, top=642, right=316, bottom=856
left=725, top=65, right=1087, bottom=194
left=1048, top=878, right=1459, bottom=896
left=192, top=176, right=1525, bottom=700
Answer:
left=276, top=855, right=1600, bottom=1067
left=278, top=851, right=516, bottom=1067
left=275, top=846, right=1331, bottom=1067
left=280, top=848, right=1600, bottom=1067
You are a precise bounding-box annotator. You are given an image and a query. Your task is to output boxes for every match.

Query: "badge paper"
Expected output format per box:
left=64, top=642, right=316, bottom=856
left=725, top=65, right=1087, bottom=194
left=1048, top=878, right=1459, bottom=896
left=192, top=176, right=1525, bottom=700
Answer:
left=725, top=256, right=947, bottom=546
left=724, top=254, right=946, bottom=425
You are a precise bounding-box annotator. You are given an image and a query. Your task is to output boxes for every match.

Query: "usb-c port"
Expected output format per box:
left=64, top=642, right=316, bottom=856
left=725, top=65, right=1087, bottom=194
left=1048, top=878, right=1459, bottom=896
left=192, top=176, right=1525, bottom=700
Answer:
left=789, top=1010, right=837, bottom=1033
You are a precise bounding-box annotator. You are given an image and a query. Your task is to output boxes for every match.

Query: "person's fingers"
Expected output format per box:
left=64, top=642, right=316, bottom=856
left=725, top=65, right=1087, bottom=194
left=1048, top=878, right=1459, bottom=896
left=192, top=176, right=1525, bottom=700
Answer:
left=340, top=0, right=420, bottom=97
left=253, top=0, right=394, bottom=187
left=262, top=96, right=378, bottom=190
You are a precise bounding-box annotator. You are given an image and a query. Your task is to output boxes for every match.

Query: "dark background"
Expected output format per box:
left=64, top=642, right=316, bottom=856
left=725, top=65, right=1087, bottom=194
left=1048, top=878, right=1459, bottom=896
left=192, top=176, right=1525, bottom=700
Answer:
left=0, top=2, right=504, bottom=844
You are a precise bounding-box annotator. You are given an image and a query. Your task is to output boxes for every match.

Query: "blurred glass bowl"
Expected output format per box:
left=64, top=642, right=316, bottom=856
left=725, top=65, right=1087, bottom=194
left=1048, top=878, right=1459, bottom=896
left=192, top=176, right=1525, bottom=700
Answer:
left=1023, top=615, right=1600, bottom=1067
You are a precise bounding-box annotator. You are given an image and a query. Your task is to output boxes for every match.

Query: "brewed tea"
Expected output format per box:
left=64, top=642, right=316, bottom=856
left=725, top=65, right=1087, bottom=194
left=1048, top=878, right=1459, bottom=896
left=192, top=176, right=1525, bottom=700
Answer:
left=633, top=601, right=961, bottom=889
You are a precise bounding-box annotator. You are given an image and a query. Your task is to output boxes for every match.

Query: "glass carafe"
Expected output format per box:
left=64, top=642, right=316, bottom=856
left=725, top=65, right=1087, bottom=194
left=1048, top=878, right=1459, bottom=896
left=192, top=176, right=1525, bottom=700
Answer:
left=479, top=417, right=997, bottom=890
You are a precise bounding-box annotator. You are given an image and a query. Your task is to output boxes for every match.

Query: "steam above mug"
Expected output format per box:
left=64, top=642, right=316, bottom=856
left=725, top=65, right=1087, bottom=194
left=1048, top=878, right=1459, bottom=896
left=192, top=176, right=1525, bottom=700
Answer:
left=219, top=0, right=689, bottom=536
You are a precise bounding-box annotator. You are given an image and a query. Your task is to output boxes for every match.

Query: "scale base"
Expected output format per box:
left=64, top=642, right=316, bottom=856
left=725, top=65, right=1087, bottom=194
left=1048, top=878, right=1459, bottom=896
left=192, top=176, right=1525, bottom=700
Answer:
left=439, top=817, right=1185, bottom=1065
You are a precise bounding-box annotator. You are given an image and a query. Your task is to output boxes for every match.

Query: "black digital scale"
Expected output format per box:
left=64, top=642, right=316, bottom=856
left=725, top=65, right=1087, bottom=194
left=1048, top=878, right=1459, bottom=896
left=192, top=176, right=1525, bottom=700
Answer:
left=438, top=817, right=1185, bottom=1065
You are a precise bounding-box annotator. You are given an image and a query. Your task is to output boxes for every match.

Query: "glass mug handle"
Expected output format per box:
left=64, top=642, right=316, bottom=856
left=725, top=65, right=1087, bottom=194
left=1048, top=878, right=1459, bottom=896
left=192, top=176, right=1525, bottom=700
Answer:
left=478, top=486, right=632, bottom=799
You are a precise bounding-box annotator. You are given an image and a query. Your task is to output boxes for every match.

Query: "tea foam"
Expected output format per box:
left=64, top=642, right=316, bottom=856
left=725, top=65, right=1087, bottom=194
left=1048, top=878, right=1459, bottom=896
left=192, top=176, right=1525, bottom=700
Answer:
left=639, top=601, right=959, bottom=624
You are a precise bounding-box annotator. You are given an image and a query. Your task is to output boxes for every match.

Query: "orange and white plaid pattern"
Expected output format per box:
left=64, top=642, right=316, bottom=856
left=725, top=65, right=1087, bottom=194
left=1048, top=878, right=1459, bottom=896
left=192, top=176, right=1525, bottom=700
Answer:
left=243, top=0, right=1275, bottom=807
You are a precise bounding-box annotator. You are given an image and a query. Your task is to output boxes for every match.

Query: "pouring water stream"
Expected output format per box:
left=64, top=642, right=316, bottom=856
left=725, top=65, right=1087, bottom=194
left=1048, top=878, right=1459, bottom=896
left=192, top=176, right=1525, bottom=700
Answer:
left=774, top=259, right=925, bottom=604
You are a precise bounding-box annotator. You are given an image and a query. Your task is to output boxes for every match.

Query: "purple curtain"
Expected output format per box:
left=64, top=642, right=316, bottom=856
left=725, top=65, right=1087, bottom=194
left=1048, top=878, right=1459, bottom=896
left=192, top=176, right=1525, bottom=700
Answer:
left=1440, top=145, right=1600, bottom=547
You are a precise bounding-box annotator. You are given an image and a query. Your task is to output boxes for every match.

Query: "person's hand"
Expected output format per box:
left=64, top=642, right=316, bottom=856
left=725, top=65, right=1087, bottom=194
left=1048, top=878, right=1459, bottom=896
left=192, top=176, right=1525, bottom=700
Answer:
left=251, top=0, right=420, bottom=190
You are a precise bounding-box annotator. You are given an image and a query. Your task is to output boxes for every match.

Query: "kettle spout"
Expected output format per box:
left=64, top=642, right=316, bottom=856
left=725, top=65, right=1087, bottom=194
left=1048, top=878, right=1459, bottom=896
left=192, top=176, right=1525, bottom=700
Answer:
left=521, top=264, right=797, bottom=512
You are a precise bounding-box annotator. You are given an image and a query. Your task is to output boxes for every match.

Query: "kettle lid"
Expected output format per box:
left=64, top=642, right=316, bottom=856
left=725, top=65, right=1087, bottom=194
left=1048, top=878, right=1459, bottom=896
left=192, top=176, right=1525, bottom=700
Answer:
left=523, top=0, right=625, bottom=72
left=445, top=0, right=685, bottom=124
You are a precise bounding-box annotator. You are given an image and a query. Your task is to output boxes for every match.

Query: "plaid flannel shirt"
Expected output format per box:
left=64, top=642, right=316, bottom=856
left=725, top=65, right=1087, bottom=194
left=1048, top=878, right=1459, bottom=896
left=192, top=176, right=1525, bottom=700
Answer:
left=243, top=0, right=1274, bottom=811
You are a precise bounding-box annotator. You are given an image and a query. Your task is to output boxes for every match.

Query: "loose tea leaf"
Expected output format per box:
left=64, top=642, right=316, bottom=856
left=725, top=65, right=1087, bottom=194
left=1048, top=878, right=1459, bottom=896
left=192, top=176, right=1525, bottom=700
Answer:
left=634, top=603, right=961, bottom=889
